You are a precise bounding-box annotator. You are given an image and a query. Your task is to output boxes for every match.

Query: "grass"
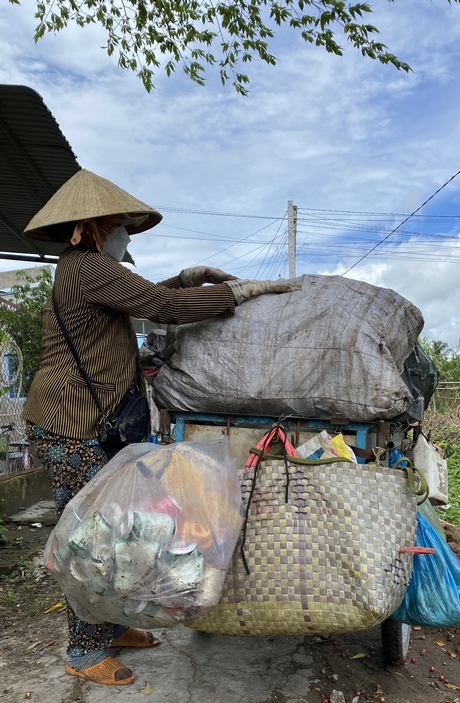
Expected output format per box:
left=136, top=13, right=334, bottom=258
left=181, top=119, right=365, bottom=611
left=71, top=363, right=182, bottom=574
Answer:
left=436, top=434, right=460, bottom=525
left=424, top=421, right=460, bottom=526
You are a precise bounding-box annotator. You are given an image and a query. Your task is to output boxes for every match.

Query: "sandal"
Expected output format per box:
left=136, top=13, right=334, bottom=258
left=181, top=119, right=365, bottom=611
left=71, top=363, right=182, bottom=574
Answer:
left=112, top=627, right=161, bottom=649
left=65, top=656, right=134, bottom=685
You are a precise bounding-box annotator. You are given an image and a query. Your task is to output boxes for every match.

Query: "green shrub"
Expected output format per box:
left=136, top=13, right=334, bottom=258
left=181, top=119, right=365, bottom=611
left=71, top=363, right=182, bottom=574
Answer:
left=431, top=425, right=460, bottom=525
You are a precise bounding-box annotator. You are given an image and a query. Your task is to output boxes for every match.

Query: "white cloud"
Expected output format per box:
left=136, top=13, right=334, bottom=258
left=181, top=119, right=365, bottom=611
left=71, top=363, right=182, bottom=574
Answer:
left=1, top=0, right=460, bottom=341
left=320, top=233, right=460, bottom=348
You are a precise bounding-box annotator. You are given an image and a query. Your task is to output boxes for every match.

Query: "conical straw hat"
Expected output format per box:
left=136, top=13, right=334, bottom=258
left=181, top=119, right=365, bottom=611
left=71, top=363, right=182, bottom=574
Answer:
left=24, top=169, right=162, bottom=240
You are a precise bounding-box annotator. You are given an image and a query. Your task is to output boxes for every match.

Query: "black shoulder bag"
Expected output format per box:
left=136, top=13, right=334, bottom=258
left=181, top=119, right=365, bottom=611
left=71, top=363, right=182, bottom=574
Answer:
left=52, top=291, right=150, bottom=455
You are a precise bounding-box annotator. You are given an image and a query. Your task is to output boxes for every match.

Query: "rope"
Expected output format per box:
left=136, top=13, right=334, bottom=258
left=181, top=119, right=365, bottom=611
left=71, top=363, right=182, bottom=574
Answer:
left=240, top=430, right=274, bottom=575
left=249, top=448, right=352, bottom=465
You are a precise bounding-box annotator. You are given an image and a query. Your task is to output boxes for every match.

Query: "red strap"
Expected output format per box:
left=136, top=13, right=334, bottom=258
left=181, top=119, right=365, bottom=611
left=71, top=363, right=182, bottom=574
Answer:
left=245, top=427, right=298, bottom=470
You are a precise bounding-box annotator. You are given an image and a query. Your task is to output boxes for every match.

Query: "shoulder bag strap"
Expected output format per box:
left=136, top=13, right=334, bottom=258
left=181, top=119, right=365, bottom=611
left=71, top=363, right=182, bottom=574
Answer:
left=51, top=288, right=106, bottom=419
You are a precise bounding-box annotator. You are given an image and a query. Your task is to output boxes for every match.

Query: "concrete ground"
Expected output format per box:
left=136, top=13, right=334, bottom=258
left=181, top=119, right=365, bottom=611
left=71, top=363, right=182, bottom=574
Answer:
left=2, top=623, right=318, bottom=703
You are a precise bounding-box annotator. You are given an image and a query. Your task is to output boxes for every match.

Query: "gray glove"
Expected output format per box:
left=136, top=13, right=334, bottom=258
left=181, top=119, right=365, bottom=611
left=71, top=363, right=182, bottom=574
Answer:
left=225, top=278, right=301, bottom=305
left=180, top=266, right=236, bottom=287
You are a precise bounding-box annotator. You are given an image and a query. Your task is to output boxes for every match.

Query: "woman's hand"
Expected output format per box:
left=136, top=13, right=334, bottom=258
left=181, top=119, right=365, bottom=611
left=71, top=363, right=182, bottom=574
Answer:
left=180, top=266, right=237, bottom=287
left=225, top=278, right=301, bottom=305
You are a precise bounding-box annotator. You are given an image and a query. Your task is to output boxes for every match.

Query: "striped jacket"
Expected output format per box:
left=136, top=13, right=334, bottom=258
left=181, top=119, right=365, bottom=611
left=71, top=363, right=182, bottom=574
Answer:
left=23, top=247, right=235, bottom=439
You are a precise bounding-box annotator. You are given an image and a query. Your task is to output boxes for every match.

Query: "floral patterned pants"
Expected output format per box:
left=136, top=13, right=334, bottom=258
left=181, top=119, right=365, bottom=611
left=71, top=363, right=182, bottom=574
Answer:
left=27, top=422, right=116, bottom=656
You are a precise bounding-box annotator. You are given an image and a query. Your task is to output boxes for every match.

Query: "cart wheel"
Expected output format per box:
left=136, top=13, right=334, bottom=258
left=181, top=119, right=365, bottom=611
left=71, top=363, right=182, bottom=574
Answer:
left=381, top=619, right=411, bottom=665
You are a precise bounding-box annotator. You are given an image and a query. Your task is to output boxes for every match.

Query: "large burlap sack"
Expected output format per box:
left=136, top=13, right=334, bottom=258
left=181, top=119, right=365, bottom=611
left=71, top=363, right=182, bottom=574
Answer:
left=152, top=274, right=424, bottom=422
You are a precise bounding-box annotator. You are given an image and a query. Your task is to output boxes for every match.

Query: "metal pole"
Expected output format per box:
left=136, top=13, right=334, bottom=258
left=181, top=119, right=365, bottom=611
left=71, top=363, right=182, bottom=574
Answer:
left=287, top=200, right=297, bottom=279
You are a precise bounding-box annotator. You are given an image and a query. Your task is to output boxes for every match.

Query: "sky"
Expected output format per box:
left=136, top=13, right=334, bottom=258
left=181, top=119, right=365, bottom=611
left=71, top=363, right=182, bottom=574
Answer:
left=1, top=0, right=460, bottom=346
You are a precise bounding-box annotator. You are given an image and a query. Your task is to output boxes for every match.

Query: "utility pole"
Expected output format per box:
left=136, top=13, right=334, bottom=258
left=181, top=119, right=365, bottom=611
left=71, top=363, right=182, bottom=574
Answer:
left=287, top=200, right=297, bottom=279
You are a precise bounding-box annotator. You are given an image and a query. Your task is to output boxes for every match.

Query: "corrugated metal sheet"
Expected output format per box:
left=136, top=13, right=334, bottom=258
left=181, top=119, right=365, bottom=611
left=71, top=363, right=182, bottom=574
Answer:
left=0, top=85, right=80, bottom=262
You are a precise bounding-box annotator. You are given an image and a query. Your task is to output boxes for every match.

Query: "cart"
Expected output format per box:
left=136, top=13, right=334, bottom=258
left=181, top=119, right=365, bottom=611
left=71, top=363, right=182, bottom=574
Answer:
left=163, top=409, right=413, bottom=666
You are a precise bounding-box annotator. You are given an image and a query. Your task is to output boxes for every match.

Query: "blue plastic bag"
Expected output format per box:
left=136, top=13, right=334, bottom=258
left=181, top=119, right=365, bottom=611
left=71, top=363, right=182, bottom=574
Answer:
left=388, top=448, right=407, bottom=468
left=391, top=513, right=460, bottom=627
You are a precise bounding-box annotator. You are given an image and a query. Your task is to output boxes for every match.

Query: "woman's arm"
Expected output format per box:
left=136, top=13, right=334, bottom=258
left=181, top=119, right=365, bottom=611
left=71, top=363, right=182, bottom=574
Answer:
left=79, top=252, right=235, bottom=325
left=156, top=274, right=184, bottom=289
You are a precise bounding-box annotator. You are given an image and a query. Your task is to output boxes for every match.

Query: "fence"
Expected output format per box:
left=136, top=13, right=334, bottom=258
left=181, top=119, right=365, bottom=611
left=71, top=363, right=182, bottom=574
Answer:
left=428, top=382, right=460, bottom=415
left=0, top=336, right=35, bottom=476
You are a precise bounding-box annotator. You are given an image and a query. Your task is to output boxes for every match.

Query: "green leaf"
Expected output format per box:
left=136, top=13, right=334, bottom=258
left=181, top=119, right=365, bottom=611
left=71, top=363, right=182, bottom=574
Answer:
left=9, top=0, right=425, bottom=94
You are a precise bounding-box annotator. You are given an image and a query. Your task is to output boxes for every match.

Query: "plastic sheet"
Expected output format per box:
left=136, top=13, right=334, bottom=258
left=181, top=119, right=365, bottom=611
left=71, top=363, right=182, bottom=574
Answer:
left=391, top=513, right=460, bottom=627
left=44, top=438, right=243, bottom=629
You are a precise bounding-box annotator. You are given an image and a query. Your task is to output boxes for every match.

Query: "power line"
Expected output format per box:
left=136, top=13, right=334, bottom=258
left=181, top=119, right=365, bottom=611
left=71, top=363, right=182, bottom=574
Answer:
left=218, top=239, right=281, bottom=268
left=298, top=242, right=460, bottom=261
left=341, top=170, right=460, bottom=276
left=151, top=197, right=460, bottom=273
left=156, top=202, right=460, bottom=225
left=233, top=248, right=271, bottom=276
left=295, top=234, right=460, bottom=250
left=157, top=205, right=283, bottom=220
left=297, top=227, right=459, bottom=246
left=254, top=217, right=287, bottom=279
left=255, top=234, right=286, bottom=279
left=152, top=223, right=270, bottom=242
left=265, top=233, right=289, bottom=279
left=296, top=217, right=460, bottom=236
left=234, top=231, right=287, bottom=276
left=297, top=206, right=460, bottom=220
left=190, top=218, right=284, bottom=266
left=138, top=230, right=274, bottom=244
left=259, top=238, right=283, bottom=279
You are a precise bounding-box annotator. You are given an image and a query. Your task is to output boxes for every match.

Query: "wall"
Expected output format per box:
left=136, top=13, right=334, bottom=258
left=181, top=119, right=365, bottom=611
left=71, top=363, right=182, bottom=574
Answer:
left=0, top=467, right=52, bottom=517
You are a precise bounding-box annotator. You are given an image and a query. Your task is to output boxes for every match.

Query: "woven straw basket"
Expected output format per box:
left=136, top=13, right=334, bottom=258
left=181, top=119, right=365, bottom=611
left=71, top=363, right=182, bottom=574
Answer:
left=186, top=458, right=418, bottom=637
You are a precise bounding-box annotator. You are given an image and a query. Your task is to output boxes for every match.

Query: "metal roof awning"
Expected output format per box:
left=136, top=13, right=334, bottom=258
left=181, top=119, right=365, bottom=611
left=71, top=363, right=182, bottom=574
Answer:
left=0, top=84, right=80, bottom=263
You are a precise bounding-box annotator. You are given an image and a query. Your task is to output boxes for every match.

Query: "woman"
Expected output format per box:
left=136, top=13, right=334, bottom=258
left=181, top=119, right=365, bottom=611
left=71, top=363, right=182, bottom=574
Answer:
left=23, top=169, right=299, bottom=686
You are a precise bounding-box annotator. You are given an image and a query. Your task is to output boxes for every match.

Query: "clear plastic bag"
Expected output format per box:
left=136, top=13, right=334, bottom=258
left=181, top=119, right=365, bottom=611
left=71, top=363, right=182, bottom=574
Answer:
left=391, top=513, right=460, bottom=627
left=44, top=438, right=243, bottom=629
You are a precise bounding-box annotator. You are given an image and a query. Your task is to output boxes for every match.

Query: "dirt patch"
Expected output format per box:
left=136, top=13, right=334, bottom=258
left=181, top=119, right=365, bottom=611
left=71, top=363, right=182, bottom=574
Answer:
left=300, top=626, right=460, bottom=703
left=0, top=523, right=53, bottom=576
left=443, top=520, right=460, bottom=558
left=0, top=524, right=67, bottom=702
left=0, top=523, right=61, bottom=630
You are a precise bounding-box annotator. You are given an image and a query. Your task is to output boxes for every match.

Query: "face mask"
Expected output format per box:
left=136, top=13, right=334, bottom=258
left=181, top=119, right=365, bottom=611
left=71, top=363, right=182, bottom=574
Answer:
left=103, top=226, right=131, bottom=262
